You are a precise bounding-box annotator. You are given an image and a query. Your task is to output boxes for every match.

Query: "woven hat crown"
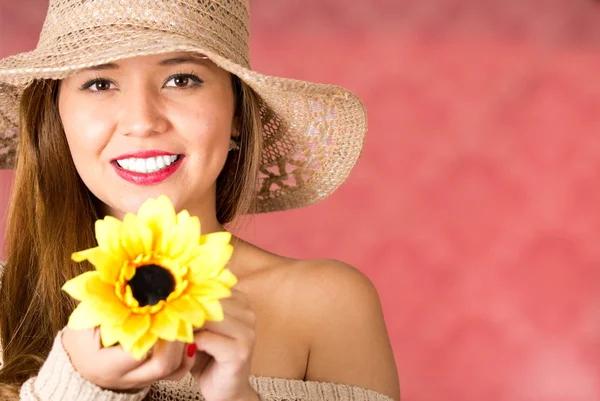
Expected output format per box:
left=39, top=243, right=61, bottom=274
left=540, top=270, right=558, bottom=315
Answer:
left=38, top=0, right=251, bottom=68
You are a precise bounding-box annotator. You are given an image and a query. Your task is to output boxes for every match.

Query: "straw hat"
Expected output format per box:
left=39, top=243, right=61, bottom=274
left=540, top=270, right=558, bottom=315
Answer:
left=0, top=0, right=367, bottom=213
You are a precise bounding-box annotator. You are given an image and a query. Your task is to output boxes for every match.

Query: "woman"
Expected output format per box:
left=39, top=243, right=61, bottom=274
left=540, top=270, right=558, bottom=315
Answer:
left=0, top=0, right=400, bottom=400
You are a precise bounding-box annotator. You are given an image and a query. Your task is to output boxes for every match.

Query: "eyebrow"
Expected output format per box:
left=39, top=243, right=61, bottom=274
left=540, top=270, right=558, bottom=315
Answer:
left=83, top=55, right=210, bottom=71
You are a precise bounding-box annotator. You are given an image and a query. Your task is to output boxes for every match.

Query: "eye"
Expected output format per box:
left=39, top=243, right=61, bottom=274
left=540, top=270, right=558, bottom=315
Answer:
left=165, top=73, right=204, bottom=89
left=80, top=78, right=114, bottom=92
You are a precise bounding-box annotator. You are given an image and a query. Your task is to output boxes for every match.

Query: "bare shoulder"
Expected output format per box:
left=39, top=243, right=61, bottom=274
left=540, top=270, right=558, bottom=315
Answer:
left=289, top=258, right=378, bottom=299
left=275, top=258, right=400, bottom=400
left=231, top=243, right=399, bottom=399
left=271, top=258, right=384, bottom=319
left=239, top=255, right=382, bottom=318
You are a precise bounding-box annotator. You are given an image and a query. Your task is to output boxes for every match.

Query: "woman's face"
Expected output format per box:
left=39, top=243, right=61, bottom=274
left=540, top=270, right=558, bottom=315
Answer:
left=58, top=52, right=235, bottom=224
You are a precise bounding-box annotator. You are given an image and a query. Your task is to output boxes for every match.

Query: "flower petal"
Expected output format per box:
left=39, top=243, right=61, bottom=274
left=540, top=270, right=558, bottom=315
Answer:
left=99, top=299, right=132, bottom=327
left=176, top=210, right=191, bottom=224
left=199, top=232, right=231, bottom=246
left=216, top=269, right=238, bottom=288
left=174, top=319, right=194, bottom=343
left=95, top=216, right=128, bottom=261
left=130, top=331, right=158, bottom=361
left=169, top=296, right=206, bottom=327
left=137, top=196, right=177, bottom=254
left=64, top=271, right=113, bottom=301
left=188, top=280, right=231, bottom=299
left=151, top=309, right=180, bottom=341
left=188, top=244, right=234, bottom=282
left=121, top=213, right=153, bottom=260
left=100, top=323, right=122, bottom=347
left=67, top=302, right=105, bottom=330
left=62, top=271, right=101, bottom=302
left=119, top=313, right=151, bottom=351
left=71, top=247, right=122, bottom=284
left=124, top=285, right=140, bottom=308
left=170, top=214, right=200, bottom=264
left=200, top=298, right=224, bottom=322
left=64, top=273, right=131, bottom=326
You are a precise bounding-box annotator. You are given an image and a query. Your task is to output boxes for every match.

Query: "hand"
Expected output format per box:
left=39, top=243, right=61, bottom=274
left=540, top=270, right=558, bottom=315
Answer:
left=190, top=288, right=260, bottom=401
left=62, top=326, right=196, bottom=391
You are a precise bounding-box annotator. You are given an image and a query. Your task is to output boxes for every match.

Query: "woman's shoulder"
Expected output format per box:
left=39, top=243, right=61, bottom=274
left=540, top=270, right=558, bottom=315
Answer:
left=268, top=257, right=380, bottom=308
left=283, top=259, right=399, bottom=399
left=272, top=257, right=385, bottom=337
left=232, top=243, right=399, bottom=399
left=231, top=238, right=380, bottom=313
left=231, top=240, right=379, bottom=310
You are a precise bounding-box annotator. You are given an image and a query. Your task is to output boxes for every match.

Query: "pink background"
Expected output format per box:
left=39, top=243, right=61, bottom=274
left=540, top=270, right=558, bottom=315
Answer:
left=2, top=1, right=600, bottom=400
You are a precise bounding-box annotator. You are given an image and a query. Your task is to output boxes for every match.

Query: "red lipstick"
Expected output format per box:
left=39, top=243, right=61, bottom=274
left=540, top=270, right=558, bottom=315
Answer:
left=112, top=151, right=183, bottom=185
left=112, top=150, right=177, bottom=161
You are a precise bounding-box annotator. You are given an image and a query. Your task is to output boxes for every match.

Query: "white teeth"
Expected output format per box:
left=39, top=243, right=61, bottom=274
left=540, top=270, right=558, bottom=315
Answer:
left=145, top=157, right=157, bottom=172
left=134, top=158, right=145, bottom=172
left=116, top=155, right=179, bottom=173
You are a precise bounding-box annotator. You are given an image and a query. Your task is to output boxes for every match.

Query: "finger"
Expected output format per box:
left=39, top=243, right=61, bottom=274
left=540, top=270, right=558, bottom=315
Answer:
left=201, top=316, right=254, bottom=342
left=162, top=344, right=196, bottom=381
left=229, top=288, right=251, bottom=309
left=96, top=344, right=150, bottom=373
left=230, top=287, right=249, bottom=301
left=189, top=350, right=212, bottom=378
left=191, top=299, right=255, bottom=336
left=87, top=327, right=149, bottom=374
left=62, top=328, right=151, bottom=390
left=63, top=326, right=103, bottom=354
left=123, top=340, right=186, bottom=385
left=93, top=328, right=154, bottom=372
left=194, top=330, right=252, bottom=365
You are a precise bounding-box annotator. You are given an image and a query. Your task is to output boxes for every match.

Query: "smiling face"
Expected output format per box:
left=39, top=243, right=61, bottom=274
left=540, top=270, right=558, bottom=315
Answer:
left=58, top=52, right=236, bottom=228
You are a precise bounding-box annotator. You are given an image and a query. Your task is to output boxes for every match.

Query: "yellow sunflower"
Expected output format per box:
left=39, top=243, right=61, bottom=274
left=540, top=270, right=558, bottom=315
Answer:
left=62, top=195, right=237, bottom=360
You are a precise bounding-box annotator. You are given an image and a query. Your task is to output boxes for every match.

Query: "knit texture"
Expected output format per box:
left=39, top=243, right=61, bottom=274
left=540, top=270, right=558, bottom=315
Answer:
left=19, top=334, right=149, bottom=401
left=13, top=333, right=393, bottom=401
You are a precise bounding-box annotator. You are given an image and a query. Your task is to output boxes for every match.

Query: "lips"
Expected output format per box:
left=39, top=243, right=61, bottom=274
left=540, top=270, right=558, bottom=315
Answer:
left=116, top=155, right=180, bottom=174
left=112, top=151, right=184, bottom=185
left=113, top=150, right=177, bottom=160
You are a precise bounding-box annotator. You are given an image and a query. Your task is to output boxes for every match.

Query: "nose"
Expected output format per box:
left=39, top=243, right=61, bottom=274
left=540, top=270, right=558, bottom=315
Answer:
left=117, top=87, right=169, bottom=137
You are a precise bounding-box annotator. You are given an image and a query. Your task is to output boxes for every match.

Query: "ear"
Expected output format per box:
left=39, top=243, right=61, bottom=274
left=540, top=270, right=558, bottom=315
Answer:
left=231, top=116, right=240, bottom=138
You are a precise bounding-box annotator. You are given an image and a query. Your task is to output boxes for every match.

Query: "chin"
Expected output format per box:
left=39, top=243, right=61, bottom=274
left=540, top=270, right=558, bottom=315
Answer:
left=95, top=190, right=180, bottom=218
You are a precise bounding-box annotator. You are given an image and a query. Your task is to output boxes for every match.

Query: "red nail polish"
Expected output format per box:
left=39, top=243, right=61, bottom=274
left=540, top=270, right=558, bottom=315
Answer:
left=187, top=343, right=196, bottom=357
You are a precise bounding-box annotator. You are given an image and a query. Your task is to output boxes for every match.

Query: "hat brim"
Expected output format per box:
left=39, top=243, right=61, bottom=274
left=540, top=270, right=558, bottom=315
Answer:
left=0, top=30, right=367, bottom=214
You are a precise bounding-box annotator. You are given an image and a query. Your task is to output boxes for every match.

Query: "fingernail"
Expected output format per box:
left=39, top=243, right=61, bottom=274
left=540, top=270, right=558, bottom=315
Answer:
left=187, top=343, right=196, bottom=357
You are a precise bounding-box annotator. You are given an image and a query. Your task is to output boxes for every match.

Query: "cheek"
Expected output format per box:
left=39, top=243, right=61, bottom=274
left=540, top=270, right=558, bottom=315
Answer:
left=58, top=96, right=116, bottom=194
left=59, top=98, right=114, bottom=162
left=176, top=103, right=233, bottom=157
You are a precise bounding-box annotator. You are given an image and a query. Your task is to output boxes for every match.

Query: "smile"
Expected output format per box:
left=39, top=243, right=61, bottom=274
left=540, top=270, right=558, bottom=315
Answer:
left=116, top=155, right=181, bottom=174
left=113, top=154, right=183, bottom=185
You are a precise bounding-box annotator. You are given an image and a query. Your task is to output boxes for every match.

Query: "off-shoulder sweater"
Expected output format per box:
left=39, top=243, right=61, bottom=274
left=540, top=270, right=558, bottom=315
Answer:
left=0, top=263, right=394, bottom=401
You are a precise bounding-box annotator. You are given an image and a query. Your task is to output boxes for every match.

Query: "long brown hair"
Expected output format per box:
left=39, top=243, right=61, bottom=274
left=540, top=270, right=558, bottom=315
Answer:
left=0, top=74, right=263, bottom=398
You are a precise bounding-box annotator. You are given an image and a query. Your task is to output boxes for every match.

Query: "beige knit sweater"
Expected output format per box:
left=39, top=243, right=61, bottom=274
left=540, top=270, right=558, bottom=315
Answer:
left=0, top=264, right=394, bottom=401
left=13, top=334, right=395, bottom=401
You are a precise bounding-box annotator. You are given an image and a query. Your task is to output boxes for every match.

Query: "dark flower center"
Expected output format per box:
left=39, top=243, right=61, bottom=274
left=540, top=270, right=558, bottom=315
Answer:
left=128, top=264, right=175, bottom=307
